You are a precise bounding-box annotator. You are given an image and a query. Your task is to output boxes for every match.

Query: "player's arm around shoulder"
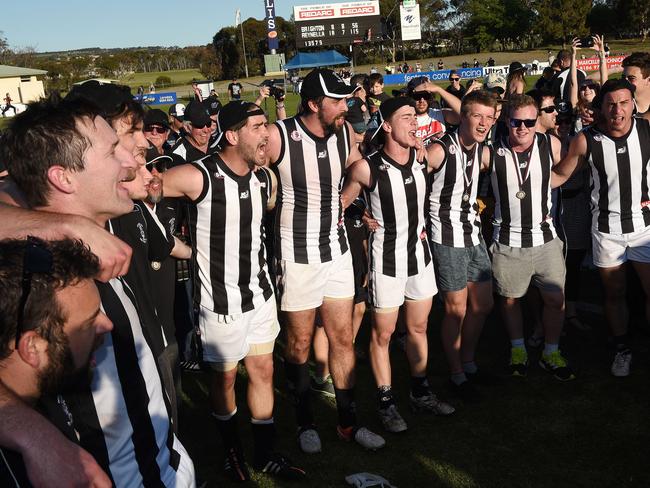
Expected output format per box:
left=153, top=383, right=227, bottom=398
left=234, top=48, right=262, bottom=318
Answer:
left=425, top=140, right=447, bottom=173
left=342, top=158, right=372, bottom=209
left=552, top=131, right=588, bottom=188
left=162, top=162, right=204, bottom=201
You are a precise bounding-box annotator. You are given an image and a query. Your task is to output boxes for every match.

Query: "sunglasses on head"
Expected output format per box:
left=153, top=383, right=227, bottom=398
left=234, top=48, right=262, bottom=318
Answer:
left=15, top=237, right=54, bottom=349
left=539, top=106, right=557, bottom=114
left=144, top=125, right=168, bottom=134
left=509, top=118, right=537, bottom=128
left=146, top=158, right=168, bottom=173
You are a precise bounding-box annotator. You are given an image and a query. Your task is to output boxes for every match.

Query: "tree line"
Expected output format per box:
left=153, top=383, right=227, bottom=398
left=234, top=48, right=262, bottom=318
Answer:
left=1, top=0, right=648, bottom=88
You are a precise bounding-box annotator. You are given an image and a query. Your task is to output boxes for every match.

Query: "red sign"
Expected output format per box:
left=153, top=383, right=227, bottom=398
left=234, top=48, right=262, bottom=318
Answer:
left=341, top=6, right=376, bottom=15
left=576, top=55, right=626, bottom=72
left=299, top=9, right=335, bottom=18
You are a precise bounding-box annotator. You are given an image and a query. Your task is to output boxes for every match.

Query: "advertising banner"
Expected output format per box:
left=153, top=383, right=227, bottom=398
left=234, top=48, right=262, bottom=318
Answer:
left=400, top=2, right=421, bottom=41
left=383, top=68, right=483, bottom=86
left=264, top=0, right=279, bottom=51
left=576, top=55, right=626, bottom=72
left=135, top=92, right=177, bottom=106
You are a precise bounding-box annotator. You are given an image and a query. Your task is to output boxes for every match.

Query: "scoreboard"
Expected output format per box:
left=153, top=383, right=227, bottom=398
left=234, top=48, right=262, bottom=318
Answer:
left=294, top=1, right=382, bottom=48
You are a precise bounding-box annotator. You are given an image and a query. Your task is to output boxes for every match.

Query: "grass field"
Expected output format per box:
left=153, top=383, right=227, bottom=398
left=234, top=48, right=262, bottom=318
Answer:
left=178, top=268, right=650, bottom=488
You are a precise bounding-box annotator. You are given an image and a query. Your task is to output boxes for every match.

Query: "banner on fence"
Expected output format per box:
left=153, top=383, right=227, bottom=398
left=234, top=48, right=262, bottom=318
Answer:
left=135, top=92, right=177, bottom=106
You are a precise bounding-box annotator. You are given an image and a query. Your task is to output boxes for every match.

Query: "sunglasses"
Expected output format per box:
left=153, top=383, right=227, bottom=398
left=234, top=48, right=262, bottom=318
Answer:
left=412, top=93, right=431, bottom=101
left=579, top=84, right=596, bottom=91
left=15, top=237, right=54, bottom=349
left=540, top=106, right=557, bottom=114
left=509, top=118, right=537, bottom=128
left=144, top=125, right=168, bottom=134
left=192, top=122, right=210, bottom=129
left=146, top=158, right=168, bottom=173
left=450, top=77, right=461, bottom=82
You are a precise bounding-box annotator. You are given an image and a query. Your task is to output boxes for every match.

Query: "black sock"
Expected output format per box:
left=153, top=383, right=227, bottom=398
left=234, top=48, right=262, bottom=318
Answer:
left=213, top=411, right=241, bottom=451
left=285, top=361, right=313, bottom=427
left=251, top=420, right=275, bottom=465
left=377, top=385, right=395, bottom=410
left=613, top=334, right=629, bottom=351
left=334, top=387, right=357, bottom=428
left=411, top=376, right=430, bottom=398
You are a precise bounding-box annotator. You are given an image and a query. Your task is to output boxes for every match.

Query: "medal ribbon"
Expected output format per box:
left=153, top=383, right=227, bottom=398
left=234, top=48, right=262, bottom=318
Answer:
left=450, top=134, right=478, bottom=198
left=509, top=145, right=534, bottom=192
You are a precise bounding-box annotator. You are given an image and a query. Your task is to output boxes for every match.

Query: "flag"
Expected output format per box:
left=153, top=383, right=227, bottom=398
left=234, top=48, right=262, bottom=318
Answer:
left=235, top=9, right=241, bottom=27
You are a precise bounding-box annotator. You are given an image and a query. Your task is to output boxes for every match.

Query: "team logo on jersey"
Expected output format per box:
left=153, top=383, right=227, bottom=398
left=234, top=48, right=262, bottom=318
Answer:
left=448, top=145, right=457, bottom=155
left=137, top=222, right=147, bottom=244
left=240, top=190, right=250, bottom=199
left=291, top=130, right=302, bottom=141
left=318, top=150, right=328, bottom=159
left=168, top=217, right=176, bottom=234
left=616, top=146, right=627, bottom=154
left=497, top=147, right=506, bottom=156
left=593, top=133, right=603, bottom=142
left=404, top=176, right=414, bottom=185
left=260, top=181, right=267, bottom=188
left=379, top=163, right=391, bottom=171
left=56, top=395, right=74, bottom=429
left=151, top=261, right=161, bottom=271
left=214, top=171, right=224, bottom=179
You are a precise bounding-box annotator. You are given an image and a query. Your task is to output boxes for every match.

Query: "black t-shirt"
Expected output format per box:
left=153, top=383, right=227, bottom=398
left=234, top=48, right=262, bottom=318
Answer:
left=166, top=127, right=188, bottom=148
left=550, top=67, right=586, bottom=104
left=167, top=137, right=209, bottom=168
left=445, top=84, right=466, bottom=100
left=228, top=82, right=243, bottom=99
left=368, top=92, right=390, bottom=110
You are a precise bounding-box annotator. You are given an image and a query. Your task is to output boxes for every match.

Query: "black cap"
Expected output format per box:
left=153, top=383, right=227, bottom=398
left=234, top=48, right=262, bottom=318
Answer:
left=145, top=146, right=173, bottom=164
left=143, top=109, right=170, bottom=128
left=392, top=87, right=408, bottom=97
left=184, top=100, right=212, bottom=127
left=301, top=68, right=358, bottom=100
left=509, top=61, right=526, bottom=73
left=370, top=97, right=416, bottom=140
left=203, top=96, right=222, bottom=116
left=592, top=78, right=635, bottom=110
left=65, top=80, right=133, bottom=117
left=213, top=101, right=266, bottom=146
left=406, top=76, right=429, bottom=94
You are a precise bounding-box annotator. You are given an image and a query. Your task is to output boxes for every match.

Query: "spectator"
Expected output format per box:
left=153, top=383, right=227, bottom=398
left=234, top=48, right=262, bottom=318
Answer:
left=366, top=73, right=391, bottom=115
left=169, top=100, right=213, bottom=166
left=167, top=103, right=187, bottom=147
left=534, top=66, right=556, bottom=90
left=507, top=61, right=527, bottom=95
left=228, top=77, right=243, bottom=100
left=346, top=74, right=369, bottom=142
left=1, top=93, right=16, bottom=117
left=437, top=59, right=444, bottom=70
left=446, top=70, right=467, bottom=100
left=550, top=49, right=587, bottom=104
left=408, top=76, right=462, bottom=146
left=622, top=51, right=650, bottom=116
left=143, top=108, right=172, bottom=155
left=487, top=57, right=496, bottom=67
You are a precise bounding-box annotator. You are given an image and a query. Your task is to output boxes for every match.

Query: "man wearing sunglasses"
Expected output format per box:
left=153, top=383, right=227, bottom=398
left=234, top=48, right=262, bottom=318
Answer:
left=0, top=238, right=114, bottom=487
left=407, top=76, right=462, bottom=147
left=553, top=79, right=650, bottom=377
left=144, top=108, right=172, bottom=155
left=445, top=70, right=467, bottom=100
left=489, top=94, right=574, bottom=382
left=0, top=95, right=196, bottom=487
left=529, top=89, right=558, bottom=134
left=169, top=100, right=214, bottom=167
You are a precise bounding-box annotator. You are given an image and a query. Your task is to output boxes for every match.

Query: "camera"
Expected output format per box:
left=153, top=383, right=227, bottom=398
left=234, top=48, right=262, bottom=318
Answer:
left=261, top=80, right=285, bottom=101
left=579, top=36, right=594, bottom=48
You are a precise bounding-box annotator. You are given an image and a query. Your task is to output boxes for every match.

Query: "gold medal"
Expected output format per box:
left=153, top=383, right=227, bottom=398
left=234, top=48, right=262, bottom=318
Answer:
left=516, top=190, right=526, bottom=200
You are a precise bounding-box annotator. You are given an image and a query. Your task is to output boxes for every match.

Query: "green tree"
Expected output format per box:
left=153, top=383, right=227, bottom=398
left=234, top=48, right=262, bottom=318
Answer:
left=533, top=0, right=592, bottom=45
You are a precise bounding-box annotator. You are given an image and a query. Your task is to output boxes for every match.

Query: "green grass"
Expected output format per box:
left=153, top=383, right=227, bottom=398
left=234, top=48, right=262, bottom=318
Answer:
left=178, top=272, right=650, bottom=488
left=120, top=69, right=205, bottom=90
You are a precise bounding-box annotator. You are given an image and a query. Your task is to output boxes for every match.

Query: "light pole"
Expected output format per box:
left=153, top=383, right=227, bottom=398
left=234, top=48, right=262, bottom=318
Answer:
left=236, top=9, right=249, bottom=78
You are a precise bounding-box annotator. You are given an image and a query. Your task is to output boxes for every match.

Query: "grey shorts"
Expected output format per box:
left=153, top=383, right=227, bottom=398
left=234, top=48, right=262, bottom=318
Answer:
left=490, top=237, right=566, bottom=298
left=431, top=239, right=492, bottom=292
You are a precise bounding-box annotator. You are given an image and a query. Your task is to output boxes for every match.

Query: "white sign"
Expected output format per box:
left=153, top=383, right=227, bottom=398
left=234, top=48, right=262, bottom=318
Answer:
left=294, top=1, right=380, bottom=21
left=400, top=3, right=421, bottom=41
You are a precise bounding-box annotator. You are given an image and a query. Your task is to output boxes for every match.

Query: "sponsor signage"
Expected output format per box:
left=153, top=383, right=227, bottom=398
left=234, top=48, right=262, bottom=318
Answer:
left=264, top=0, right=280, bottom=51
left=134, top=92, right=177, bottom=106
left=400, top=2, right=421, bottom=41
left=293, top=1, right=382, bottom=48
left=576, top=55, right=625, bottom=71
left=384, top=68, right=483, bottom=85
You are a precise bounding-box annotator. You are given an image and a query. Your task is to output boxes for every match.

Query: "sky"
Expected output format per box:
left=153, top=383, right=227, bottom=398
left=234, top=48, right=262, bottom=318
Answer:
left=5, top=0, right=297, bottom=52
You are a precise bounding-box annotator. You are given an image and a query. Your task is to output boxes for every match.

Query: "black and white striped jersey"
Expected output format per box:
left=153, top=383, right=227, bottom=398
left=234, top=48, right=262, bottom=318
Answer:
left=64, top=277, right=195, bottom=488
left=429, top=132, right=483, bottom=247
left=365, top=149, right=431, bottom=277
left=272, top=117, right=350, bottom=264
left=490, top=133, right=557, bottom=248
left=188, top=154, right=274, bottom=315
left=584, top=118, right=650, bottom=234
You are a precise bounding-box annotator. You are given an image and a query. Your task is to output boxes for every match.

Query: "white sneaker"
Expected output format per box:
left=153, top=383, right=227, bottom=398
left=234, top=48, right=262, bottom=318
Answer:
left=378, top=404, right=408, bottom=433
left=297, top=427, right=322, bottom=454
left=611, top=349, right=632, bottom=377
left=337, top=425, right=386, bottom=450
left=409, top=392, right=456, bottom=415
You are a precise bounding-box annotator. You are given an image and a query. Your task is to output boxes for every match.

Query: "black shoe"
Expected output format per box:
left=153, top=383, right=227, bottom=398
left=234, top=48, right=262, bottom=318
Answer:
left=466, top=369, right=501, bottom=386
left=254, top=452, right=306, bottom=480
left=448, top=380, right=481, bottom=403
left=223, top=447, right=251, bottom=482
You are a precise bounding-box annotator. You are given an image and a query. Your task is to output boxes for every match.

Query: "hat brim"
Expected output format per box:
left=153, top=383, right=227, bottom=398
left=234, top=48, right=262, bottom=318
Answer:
left=302, top=73, right=360, bottom=99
